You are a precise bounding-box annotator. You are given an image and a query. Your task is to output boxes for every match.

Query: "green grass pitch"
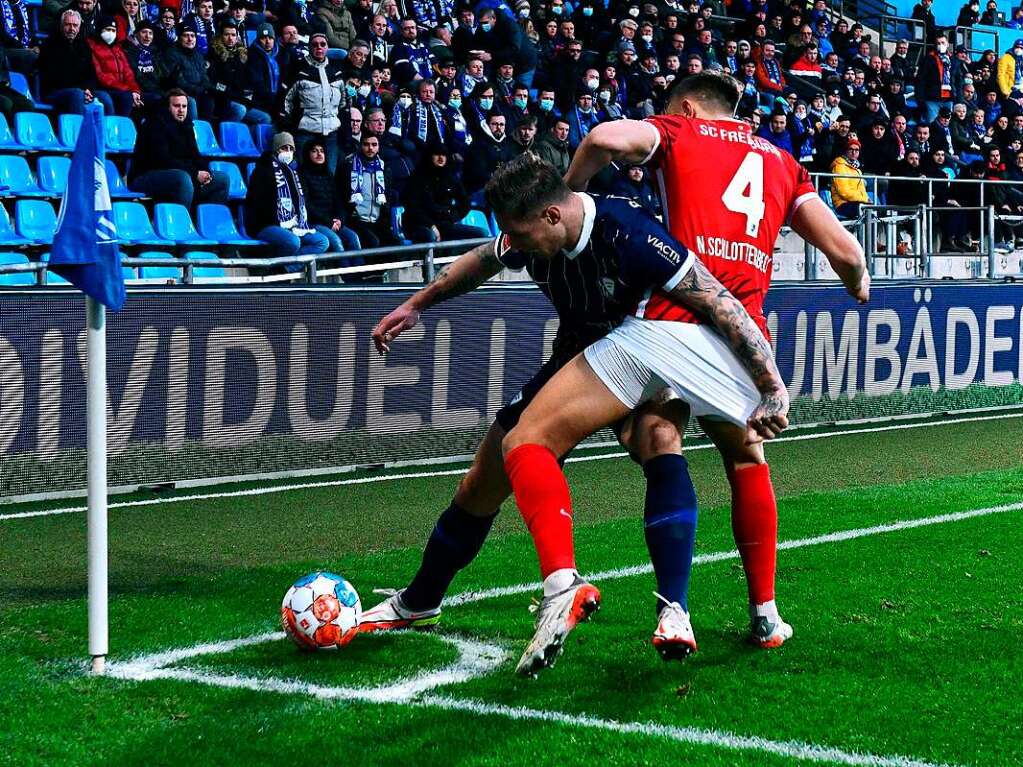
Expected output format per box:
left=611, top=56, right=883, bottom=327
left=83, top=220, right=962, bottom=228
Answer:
left=1, top=414, right=1021, bottom=766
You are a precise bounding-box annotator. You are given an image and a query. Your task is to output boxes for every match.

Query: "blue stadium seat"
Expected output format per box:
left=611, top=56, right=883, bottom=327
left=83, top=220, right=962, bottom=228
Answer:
left=0, top=156, right=48, bottom=196
left=245, top=162, right=255, bottom=180
left=0, top=203, right=33, bottom=245
left=193, top=120, right=228, bottom=156
left=104, top=160, right=144, bottom=199
left=251, top=124, right=273, bottom=153
left=8, top=73, right=50, bottom=111
left=154, top=203, right=217, bottom=246
left=105, top=116, right=137, bottom=153
left=391, top=206, right=412, bottom=246
left=37, top=156, right=71, bottom=194
left=184, top=250, right=227, bottom=279
left=219, top=122, right=259, bottom=157
left=58, top=114, right=82, bottom=149
left=196, top=204, right=262, bottom=245
left=0, top=114, right=23, bottom=149
left=209, top=160, right=247, bottom=199
left=45, top=269, right=70, bottom=285
left=0, top=251, right=36, bottom=285
left=112, top=201, right=172, bottom=246
left=460, top=209, right=490, bottom=236
left=15, top=199, right=57, bottom=243
left=15, top=112, right=61, bottom=150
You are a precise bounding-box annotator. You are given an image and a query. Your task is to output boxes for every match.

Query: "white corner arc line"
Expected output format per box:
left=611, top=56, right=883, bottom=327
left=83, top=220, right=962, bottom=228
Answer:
left=3, top=411, right=1021, bottom=523
left=418, top=695, right=963, bottom=767
left=108, top=633, right=508, bottom=705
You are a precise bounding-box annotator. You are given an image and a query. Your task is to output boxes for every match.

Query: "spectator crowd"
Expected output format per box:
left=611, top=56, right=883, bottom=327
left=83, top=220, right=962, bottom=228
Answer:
left=3, top=0, right=1023, bottom=260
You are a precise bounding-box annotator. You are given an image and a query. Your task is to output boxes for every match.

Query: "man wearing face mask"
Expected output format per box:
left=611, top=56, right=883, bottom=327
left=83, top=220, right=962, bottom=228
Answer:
left=534, top=87, right=559, bottom=132
left=284, top=31, right=350, bottom=173
left=917, top=34, right=954, bottom=124
left=129, top=88, right=230, bottom=208
left=567, top=90, right=601, bottom=150
left=503, top=83, right=533, bottom=129
left=246, top=131, right=332, bottom=266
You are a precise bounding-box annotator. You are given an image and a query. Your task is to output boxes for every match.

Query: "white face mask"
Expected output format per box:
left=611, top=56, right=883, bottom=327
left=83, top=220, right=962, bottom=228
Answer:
left=627, top=7, right=639, bottom=16
left=398, top=95, right=413, bottom=108
left=641, top=34, right=652, bottom=43
left=586, top=77, right=599, bottom=89
left=937, top=42, right=948, bottom=53
left=358, top=84, right=371, bottom=97
left=277, top=150, right=294, bottom=164
left=100, top=29, right=117, bottom=44
left=598, top=90, right=611, bottom=101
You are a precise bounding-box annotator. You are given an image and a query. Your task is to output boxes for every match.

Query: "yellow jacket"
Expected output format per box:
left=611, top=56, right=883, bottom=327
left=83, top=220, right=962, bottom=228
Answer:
left=997, top=52, right=1018, bottom=97
left=830, top=155, right=868, bottom=208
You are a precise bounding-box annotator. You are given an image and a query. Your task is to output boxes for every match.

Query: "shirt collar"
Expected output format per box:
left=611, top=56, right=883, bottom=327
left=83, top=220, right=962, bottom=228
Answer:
left=564, top=192, right=595, bottom=259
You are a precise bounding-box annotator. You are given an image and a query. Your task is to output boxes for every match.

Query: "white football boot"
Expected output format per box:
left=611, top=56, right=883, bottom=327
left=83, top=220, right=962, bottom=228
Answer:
left=515, top=574, right=601, bottom=677
left=651, top=592, right=697, bottom=661
left=749, top=600, right=793, bottom=648
left=358, top=589, right=442, bottom=633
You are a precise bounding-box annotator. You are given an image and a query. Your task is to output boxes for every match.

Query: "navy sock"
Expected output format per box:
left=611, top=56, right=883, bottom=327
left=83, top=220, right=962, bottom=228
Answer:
left=643, top=454, right=698, bottom=614
left=401, top=502, right=496, bottom=611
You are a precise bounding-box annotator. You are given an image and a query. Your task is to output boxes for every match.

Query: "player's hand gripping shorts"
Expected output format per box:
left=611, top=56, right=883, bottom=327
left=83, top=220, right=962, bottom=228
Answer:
left=583, top=316, right=762, bottom=426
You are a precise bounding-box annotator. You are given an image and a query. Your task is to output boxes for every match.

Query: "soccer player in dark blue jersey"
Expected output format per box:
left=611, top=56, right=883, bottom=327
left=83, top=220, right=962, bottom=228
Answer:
left=363, top=188, right=705, bottom=662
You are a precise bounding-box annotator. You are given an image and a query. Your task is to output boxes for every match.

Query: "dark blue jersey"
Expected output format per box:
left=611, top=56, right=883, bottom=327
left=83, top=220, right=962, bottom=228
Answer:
left=494, top=192, right=694, bottom=355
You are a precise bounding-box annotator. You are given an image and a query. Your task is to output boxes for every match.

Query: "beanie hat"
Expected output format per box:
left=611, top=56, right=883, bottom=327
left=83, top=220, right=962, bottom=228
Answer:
left=272, top=132, right=295, bottom=152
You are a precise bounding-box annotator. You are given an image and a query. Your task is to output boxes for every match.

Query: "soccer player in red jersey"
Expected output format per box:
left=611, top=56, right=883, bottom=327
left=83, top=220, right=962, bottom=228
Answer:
left=563, top=72, right=869, bottom=650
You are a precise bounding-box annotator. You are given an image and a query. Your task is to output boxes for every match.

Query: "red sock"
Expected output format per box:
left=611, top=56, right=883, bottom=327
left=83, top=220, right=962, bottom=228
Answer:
left=504, top=443, right=576, bottom=579
left=728, top=463, right=778, bottom=605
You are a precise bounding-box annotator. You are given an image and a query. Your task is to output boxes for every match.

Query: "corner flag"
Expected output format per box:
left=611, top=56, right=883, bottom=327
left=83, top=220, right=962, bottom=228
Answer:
left=49, top=104, right=125, bottom=311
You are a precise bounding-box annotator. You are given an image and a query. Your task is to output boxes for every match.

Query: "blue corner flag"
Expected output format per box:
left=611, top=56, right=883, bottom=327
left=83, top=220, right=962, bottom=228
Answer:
left=50, top=104, right=125, bottom=311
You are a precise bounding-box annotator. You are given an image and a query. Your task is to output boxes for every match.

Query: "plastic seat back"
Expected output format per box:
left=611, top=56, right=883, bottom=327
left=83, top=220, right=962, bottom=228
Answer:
left=105, top=116, right=137, bottom=152
left=37, top=156, right=71, bottom=194
left=0, top=155, right=42, bottom=194
left=251, top=124, right=274, bottom=152
left=184, top=250, right=226, bottom=279
left=155, top=202, right=209, bottom=243
left=15, top=199, right=57, bottom=242
left=0, top=251, right=35, bottom=285
left=193, top=120, right=225, bottom=155
left=59, top=113, right=83, bottom=149
left=0, top=114, right=20, bottom=147
left=208, top=161, right=246, bottom=199
left=113, top=201, right=161, bottom=241
left=14, top=112, right=60, bottom=150
left=219, top=122, right=259, bottom=156
left=196, top=204, right=243, bottom=241
left=459, top=209, right=490, bottom=234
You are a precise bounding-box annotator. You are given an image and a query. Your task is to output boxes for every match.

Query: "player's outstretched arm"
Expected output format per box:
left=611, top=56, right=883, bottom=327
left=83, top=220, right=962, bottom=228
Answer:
left=563, top=120, right=659, bottom=191
left=371, top=240, right=501, bottom=354
left=790, top=196, right=870, bottom=303
left=669, top=259, right=789, bottom=442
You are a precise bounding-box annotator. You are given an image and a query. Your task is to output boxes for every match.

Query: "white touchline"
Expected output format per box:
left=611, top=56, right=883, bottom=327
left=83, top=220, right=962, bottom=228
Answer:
left=103, top=500, right=1017, bottom=767
left=3, top=411, right=1021, bottom=523
left=417, top=695, right=962, bottom=767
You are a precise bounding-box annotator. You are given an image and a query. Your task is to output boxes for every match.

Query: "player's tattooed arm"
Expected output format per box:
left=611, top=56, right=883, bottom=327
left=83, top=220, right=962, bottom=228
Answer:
left=669, top=258, right=790, bottom=441
left=372, top=240, right=502, bottom=354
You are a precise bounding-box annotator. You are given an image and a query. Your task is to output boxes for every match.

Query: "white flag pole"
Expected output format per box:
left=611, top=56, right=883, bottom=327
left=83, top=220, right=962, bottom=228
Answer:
left=86, top=295, right=109, bottom=674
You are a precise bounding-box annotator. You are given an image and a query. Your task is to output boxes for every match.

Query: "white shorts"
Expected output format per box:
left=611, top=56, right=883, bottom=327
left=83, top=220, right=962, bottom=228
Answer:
left=583, top=316, right=761, bottom=426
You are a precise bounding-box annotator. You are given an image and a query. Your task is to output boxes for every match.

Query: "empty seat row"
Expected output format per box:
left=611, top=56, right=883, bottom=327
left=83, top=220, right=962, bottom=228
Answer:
left=0, top=250, right=227, bottom=285
left=0, top=155, right=142, bottom=199
left=2, top=201, right=262, bottom=248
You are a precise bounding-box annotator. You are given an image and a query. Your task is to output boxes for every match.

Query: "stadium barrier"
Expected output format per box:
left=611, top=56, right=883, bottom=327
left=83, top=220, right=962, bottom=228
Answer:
left=0, top=281, right=1021, bottom=501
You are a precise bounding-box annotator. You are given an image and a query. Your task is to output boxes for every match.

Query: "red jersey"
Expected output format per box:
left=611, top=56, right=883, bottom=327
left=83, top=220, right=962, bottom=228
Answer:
left=640, top=114, right=817, bottom=335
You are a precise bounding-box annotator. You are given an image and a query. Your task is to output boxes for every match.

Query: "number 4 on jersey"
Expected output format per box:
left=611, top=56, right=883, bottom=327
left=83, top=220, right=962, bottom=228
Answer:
left=721, top=152, right=766, bottom=238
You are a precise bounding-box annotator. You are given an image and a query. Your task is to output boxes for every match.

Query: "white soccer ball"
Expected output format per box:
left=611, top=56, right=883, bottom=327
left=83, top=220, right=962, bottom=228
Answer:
left=281, top=571, right=362, bottom=651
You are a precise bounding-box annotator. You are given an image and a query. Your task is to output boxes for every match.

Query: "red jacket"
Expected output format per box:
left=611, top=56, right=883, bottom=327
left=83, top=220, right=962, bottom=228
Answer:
left=87, top=38, right=141, bottom=93
left=753, top=48, right=786, bottom=92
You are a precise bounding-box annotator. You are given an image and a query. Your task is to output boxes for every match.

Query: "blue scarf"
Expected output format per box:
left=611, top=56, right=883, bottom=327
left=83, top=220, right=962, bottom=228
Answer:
left=413, top=98, right=446, bottom=144
left=274, top=160, right=309, bottom=230
left=403, top=42, right=433, bottom=79
left=350, top=153, right=386, bottom=203
left=939, top=52, right=951, bottom=89
left=1, top=0, right=30, bottom=47
left=574, top=107, right=598, bottom=138
left=254, top=44, right=279, bottom=95
left=134, top=43, right=155, bottom=75
left=458, top=71, right=484, bottom=97
left=763, top=56, right=782, bottom=85
left=179, top=0, right=192, bottom=17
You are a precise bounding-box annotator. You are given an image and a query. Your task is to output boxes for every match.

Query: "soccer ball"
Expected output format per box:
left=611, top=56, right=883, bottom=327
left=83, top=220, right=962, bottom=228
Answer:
left=281, top=571, right=362, bottom=651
